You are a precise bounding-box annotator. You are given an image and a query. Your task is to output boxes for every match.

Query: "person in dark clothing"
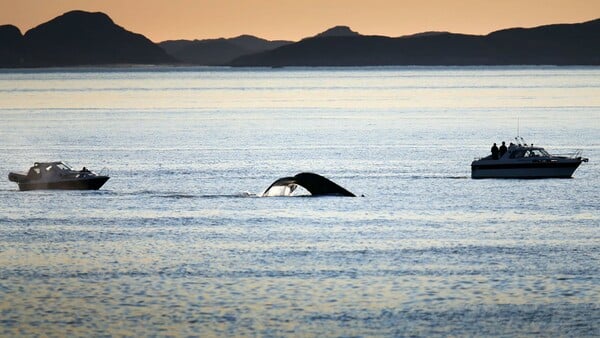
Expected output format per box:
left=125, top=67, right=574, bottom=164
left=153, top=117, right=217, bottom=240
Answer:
left=499, top=141, right=507, bottom=158
left=491, top=143, right=499, bottom=160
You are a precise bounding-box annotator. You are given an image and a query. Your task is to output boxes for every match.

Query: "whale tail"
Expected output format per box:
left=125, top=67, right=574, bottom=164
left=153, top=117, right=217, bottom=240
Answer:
left=262, top=172, right=355, bottom=197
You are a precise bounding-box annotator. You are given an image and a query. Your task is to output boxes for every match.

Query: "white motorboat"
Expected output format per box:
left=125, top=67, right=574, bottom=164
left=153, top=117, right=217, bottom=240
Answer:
left=8, top=162, right=109, bottom=191
left=471, top=138, right=588, bottom=179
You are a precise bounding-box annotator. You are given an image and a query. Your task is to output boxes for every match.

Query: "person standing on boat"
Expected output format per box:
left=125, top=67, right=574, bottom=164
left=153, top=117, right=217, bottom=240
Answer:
left=491, top=143, right=499, bottom=160
left=499, top=141, right=507, bottom=158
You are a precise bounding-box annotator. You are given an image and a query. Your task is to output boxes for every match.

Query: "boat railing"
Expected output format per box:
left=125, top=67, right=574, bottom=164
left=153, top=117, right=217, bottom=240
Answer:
left=514, top=136, right=528, bottom=146
left=553, top=149, right=583, bottom=158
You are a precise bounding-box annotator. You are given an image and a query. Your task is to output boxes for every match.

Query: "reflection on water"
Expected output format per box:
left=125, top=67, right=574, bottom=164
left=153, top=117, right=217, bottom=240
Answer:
left=0, top=67, right=599, bottom=336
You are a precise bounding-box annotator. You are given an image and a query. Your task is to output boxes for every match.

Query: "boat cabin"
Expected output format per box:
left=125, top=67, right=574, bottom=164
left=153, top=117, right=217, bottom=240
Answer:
left=506, top=146, right=550, bottom=159
left=27, top=162, right=87, bottom=180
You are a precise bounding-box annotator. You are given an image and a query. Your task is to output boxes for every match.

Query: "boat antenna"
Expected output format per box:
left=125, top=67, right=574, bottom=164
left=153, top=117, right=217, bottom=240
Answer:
left=517, top=117, right=520, bottom=138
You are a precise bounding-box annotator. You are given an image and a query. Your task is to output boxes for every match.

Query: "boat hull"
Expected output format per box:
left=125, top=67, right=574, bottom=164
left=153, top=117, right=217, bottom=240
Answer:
left=471, top=160, right=582, bottom=179
left=16, top=176, right=110, bottom=191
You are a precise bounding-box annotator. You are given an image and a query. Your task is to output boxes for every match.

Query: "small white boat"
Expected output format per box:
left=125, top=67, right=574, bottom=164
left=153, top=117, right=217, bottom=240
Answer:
left=471, top=138, right=588, bottom=179
left=8, top=162, right=109, bottom=191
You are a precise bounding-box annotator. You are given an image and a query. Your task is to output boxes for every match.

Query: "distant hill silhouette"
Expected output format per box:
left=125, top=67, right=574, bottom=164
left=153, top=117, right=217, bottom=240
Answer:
left=230, top=19, right=600, bottom=66
left=0, top=25, right=25, bottom=67
left=314, top=26, right=360, bottom=38
left=400, top=31, right=450, bottom=38
left=1, top=10, right=174, bottom=67
left=159, top=35, right=291, bottom=65
left=2, top=13, right=599, bottom=68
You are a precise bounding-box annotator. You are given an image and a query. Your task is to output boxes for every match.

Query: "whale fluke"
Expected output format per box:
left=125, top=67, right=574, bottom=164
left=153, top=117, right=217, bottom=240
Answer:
left=262, top=172, right=355, bottom=197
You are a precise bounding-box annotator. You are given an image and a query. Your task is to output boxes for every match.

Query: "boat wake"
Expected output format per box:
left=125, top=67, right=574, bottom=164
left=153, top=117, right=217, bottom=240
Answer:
left=135, top=190, right=259, bottom=199
left=408, top=175, right=469, bottom=180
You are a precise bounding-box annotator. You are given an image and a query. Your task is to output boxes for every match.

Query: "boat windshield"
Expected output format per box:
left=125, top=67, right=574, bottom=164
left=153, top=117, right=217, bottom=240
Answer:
left=510, top=148, right=550, bottom=159
left=525, top=149, right=550, bottom=157
left=55, top=162, right=72, bottom=171
left=41, top=162, right=72, bottom=172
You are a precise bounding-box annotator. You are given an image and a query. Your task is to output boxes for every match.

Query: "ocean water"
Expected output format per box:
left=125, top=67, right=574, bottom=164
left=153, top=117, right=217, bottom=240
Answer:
left=0, top=66, right=598, bottom=336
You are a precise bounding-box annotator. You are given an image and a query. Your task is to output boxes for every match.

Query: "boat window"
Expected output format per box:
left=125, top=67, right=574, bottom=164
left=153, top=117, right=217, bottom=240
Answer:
left=56, top=163, right=70, bottom=171
left=526, top=149, right=547, bottom=157
left=510, top=150, right=525, bottom=159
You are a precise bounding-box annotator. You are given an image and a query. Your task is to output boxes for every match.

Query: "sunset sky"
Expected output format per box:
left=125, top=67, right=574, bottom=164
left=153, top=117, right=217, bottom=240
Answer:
left=1, top=0, right=599, bottom=42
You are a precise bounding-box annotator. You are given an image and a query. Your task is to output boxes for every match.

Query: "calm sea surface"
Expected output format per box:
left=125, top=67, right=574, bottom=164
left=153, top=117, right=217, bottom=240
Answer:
left=0, top=67, right=598, bottom=336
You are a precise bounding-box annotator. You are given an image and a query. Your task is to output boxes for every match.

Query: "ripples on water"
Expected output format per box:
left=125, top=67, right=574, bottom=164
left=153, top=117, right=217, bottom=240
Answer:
left=0, top=67, right=599, bottom=336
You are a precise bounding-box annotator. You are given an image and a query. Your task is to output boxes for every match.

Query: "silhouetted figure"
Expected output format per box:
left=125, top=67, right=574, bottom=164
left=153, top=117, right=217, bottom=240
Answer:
left=81, top=167, right=90, bottom=173
left=499, top=141, right=507, bottom=158
left=491, top=143, right=499, bottom=160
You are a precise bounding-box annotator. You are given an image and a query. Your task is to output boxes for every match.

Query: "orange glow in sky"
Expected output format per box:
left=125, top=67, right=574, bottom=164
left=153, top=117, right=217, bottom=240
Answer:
left=1, top=0, right=599, bottom=42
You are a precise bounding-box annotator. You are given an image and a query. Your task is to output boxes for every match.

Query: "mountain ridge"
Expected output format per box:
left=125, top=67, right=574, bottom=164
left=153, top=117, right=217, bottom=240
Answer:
left=230, top=19, right=600, bottom=66
left=0, top=25, right=25, bottom=67
left=1, top=10, right=174, bottom=67
left=159, top=35, right=292, bottom=65
left=1, top=11, right=599, bottom=68
left=313, top=26, right=361, bottom=38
